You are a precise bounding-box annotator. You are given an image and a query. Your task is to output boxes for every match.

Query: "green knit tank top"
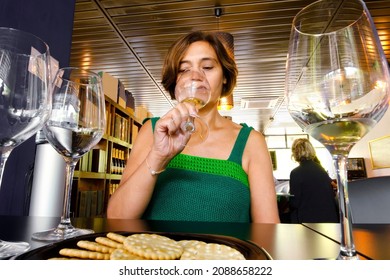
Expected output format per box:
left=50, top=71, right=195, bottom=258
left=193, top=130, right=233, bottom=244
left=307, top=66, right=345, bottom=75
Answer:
left=142, top=117, right=253, bottom=222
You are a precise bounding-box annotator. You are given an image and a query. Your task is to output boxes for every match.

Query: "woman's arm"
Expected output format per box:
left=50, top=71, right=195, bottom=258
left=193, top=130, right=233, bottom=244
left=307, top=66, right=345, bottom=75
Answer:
left=106, top=120, right=162, bottom=219
left=243, top=130, right=280, bottom=223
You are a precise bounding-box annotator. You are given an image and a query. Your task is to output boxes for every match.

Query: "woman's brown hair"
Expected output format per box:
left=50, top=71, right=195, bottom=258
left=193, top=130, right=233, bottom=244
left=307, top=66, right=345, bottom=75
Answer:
left=161, top=30, right=238, bottom=99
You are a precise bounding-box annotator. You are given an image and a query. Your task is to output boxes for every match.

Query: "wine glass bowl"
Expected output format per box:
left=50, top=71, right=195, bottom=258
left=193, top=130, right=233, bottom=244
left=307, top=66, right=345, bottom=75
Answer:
left=174, top=70, right=211, bottom=143
left=0, top=27, right=51, bottom=162
left=285, top=0, right=390, bottom=260
left=0, top=27, right=51, bottom=258
left=32, top=67, right=106, bottom=241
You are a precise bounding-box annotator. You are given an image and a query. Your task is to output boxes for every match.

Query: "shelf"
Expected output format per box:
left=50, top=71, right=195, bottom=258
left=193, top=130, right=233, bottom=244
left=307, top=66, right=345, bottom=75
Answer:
left=107, top=136, right=132, bottom=148
left=74, top=171, right=106, bottom=180
left=106, top=174, right=122, bottom=180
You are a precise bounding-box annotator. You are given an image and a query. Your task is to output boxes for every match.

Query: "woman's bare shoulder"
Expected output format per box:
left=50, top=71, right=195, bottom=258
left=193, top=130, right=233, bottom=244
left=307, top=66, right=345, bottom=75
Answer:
left=243, top=127, right=268, bottom=161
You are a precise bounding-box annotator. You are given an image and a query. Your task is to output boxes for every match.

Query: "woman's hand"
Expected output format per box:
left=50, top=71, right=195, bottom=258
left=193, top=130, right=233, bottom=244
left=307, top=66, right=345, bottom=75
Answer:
left=152, top=102, right=197, bottom=159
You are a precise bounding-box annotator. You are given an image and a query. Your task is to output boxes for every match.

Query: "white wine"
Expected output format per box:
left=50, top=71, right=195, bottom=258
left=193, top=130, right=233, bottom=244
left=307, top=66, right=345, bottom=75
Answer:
left=44, top=125, right=103, bottom=159
left=305, top=118, right=376, bottom=153
left=182, top=97, right=206, bottom=109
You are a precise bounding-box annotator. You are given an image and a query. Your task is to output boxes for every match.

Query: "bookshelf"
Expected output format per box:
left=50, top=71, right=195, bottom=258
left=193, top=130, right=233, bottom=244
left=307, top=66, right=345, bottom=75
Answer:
left=72, top=97, right=142, bottom=218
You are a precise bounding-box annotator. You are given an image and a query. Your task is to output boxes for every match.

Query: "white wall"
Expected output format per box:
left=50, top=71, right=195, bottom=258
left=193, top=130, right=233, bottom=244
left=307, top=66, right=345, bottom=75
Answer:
left=271, top=149, right=296, bottom=180
left=349, top=107, right=390, bottom=177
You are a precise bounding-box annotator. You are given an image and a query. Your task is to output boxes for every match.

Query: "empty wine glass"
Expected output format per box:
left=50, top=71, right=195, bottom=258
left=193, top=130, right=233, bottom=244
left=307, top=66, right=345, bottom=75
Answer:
left=174, top=69, right=211, bottom=144
left=0, top=27, right=51, bottom=258
left=285, top=0, right=390, bottom=260
left=32, top=67, right=106, bottom=241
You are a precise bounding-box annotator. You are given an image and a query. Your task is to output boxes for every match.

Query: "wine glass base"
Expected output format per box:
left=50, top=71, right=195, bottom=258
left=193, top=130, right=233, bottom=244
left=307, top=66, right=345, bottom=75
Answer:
left=0, top=239, right=30, bottom=259
left=337, top=254, right=359, bottom=261
left=32, top=227, right=94, bottom=242
left=337, top=251, right=359, bottom=260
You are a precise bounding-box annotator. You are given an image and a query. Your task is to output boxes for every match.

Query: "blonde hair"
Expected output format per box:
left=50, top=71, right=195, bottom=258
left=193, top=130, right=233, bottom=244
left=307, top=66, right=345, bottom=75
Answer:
left=291, top=138, right=317, bottom=163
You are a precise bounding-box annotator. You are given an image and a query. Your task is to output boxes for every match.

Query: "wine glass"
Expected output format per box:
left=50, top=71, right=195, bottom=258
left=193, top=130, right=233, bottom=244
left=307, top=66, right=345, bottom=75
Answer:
left=174, top=69, right=211, bottom=145
left=285, top=0, right=390, bottom=260
left=32, top=67, right=106, bottom=241
left=0, top=28, right=51, bottom=258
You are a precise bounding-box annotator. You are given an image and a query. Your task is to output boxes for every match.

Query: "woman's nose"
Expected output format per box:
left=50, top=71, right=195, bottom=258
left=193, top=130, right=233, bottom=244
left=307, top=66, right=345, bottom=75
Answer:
left=189, top=69, right=205, bottom=81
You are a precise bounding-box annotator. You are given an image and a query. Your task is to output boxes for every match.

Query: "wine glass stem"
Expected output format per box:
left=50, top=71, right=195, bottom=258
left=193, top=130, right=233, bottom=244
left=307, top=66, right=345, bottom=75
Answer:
left=0, top=151, right=11, bottom=189
left=59, top=159, right=77, bottom=228
left=333, top=154, right=358, bottom=260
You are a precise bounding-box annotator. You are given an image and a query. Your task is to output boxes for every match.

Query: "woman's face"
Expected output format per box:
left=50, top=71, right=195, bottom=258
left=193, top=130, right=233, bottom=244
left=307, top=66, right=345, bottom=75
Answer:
left=177, top=41, right=226, bottom=106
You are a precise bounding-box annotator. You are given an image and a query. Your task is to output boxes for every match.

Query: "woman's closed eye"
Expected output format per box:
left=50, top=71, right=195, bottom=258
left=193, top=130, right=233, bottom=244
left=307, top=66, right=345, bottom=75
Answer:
left=178, top=66, right=191, bottom=72
left=202, top=66, right=214, bottom=71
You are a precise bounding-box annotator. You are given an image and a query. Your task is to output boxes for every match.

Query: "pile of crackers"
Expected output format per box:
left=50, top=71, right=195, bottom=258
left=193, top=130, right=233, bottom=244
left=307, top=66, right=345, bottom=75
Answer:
left=50, top=232, right=246, bottom=260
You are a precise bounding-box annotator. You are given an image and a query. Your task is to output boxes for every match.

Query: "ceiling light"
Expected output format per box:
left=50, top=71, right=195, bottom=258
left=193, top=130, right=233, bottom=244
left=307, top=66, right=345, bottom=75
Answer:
left=240, top=98, right=279, bottom=109
left=218, top=95, right=234, bottom=111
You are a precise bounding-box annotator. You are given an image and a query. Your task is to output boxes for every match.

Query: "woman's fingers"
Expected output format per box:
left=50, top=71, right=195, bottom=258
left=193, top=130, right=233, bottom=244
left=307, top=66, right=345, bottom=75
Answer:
left=160, top=103, right=197, bottom=135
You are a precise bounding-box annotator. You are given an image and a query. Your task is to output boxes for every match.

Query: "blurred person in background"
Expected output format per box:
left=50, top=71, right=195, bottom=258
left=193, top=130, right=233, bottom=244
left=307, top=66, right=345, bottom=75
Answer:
left=289, top=138, right=339, bottom=223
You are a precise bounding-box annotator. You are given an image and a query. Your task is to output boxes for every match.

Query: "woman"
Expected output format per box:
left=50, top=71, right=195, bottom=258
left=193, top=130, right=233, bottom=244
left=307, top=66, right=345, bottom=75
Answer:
left=289, top=138, right=339, bottom=223
left=107, top=31, right=280, bottom=223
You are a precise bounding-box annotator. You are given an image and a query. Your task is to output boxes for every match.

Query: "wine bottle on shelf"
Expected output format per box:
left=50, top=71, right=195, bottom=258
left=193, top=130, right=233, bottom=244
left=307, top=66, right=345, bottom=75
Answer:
left=111, top=148, right=116, bottom=174
left=120, top=150, right=125, bottom=174
left=121, top=151, right=125, bottom=174
left=113, top=148, right=118, bottom=174
left=115, top=148, right=119, bottom=174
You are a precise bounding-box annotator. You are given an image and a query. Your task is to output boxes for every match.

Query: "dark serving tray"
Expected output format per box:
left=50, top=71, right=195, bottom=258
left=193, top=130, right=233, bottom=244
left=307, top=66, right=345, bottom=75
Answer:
left=15, top=231, right=272, bottom=260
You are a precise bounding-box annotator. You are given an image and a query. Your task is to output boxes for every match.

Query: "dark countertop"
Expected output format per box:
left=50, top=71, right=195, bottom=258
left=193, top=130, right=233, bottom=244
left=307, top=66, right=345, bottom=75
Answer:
left=0, top=216, right=375, bottom=260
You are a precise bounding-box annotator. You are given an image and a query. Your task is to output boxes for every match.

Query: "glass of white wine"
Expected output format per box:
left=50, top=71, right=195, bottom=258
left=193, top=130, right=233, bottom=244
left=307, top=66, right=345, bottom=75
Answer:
left=32, top=67, right=106, bottom=241
left=285, top=0, right=390, bottom=260
left=0, top=27, right=51, bottom=258
left=174, top=69, right=211, bottom=145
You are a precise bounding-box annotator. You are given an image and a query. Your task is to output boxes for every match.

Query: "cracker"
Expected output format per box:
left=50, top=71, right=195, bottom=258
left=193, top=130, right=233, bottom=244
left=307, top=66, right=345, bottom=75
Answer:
left=48, top=257, right=81, bottom=260
left=178, top=239, right=207, bottom=249
left=95, top=237, right=124, bottom=249
left=77, top=240, right=115, bottom=254
left=123, top=233, right=183, bottom=260
left=110, top=248, right=146, bottom=260
left=107, top=232, right=127, bottom=243
left=180, top=243, right=245, bottom=260
left=59, top=248, right=110, bottom=260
